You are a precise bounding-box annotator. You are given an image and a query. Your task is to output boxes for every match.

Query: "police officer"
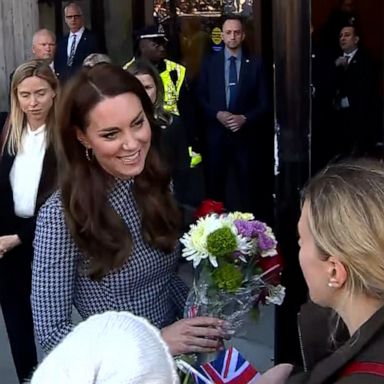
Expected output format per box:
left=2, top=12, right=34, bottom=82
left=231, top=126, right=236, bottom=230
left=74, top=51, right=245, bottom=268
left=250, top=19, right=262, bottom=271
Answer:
left=123, top=25, right=186, bottom=117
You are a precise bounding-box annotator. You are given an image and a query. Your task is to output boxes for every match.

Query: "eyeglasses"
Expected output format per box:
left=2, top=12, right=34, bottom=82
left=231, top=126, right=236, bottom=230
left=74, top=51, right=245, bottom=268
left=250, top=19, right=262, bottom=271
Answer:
left=65, top=14, right=82, bottom=20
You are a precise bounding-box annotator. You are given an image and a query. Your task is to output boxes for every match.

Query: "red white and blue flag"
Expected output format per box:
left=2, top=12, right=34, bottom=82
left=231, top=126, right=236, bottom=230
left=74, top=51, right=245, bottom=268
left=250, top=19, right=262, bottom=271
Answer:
left=193, top=347, right=261, bottom=384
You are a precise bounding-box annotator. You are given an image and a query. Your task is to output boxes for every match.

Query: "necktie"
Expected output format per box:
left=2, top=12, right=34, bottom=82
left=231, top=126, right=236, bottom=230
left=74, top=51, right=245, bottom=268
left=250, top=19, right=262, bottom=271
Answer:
left=67, top=34, right=77, bottom=67
left=228, top=56, right=238, bottom=112
left=345, top=54, right=352, bottom=65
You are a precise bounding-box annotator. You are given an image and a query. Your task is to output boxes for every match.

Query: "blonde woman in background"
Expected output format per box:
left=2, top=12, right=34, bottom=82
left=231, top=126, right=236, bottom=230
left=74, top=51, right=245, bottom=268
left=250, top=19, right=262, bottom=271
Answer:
left=0, top=60, right=58, bottom=382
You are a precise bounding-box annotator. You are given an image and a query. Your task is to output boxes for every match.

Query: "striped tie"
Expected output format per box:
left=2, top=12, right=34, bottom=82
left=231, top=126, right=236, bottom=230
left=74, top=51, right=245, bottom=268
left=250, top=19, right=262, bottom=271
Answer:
left=67, top=34, right=77, bottom=66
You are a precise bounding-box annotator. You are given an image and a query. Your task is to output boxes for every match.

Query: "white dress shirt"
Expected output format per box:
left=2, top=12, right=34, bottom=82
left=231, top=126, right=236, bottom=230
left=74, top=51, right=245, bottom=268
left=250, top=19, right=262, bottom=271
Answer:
left=67, top=26, right=85, bottom=58
left=10, top=124, right=46, bottom=218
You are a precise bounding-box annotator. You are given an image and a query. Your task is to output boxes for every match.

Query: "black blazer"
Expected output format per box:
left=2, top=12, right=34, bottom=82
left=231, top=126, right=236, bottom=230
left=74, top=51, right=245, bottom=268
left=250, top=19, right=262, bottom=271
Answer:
left=0, top=141, right=57, bottom=244
left=54, top=28, right=99, bottom=81
left=197, top=49, right=269, bottom=141
left=334, top=48, right=379, bottom=150
left=335, top=48, right=375, bottom=113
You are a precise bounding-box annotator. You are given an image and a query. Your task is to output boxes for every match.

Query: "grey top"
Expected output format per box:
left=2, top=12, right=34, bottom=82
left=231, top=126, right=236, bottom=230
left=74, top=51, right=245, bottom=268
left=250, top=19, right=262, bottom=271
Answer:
left=32, top=178, right=188, bottom=352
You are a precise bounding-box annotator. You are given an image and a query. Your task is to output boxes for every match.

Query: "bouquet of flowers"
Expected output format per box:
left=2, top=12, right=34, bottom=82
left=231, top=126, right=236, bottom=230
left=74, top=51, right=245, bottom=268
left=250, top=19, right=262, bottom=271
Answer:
left=181, top=200, right=285, bottom=336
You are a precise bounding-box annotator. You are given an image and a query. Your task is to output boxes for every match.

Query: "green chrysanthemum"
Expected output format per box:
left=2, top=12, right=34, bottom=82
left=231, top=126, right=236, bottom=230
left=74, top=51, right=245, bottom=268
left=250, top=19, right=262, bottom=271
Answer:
left=212, top=263, right=243, bottom=292
left=206, top=227, right=237, bottom=257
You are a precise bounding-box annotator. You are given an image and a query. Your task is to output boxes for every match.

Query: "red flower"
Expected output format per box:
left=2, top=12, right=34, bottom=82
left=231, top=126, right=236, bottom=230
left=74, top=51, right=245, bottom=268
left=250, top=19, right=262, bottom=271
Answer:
left=193, top=199, right=225, bottom=220
left=258, top=248, right=284, bottom=285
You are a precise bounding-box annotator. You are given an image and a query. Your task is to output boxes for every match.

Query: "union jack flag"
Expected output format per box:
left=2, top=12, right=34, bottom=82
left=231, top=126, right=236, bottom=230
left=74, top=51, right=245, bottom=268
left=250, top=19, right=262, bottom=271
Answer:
left=193, top=347, right=261, bottom=384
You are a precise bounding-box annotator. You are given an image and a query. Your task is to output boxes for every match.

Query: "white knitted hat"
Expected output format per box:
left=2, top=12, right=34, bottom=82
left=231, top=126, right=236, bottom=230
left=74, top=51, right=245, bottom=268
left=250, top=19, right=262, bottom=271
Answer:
left=30, top=311, right=180, bottom=384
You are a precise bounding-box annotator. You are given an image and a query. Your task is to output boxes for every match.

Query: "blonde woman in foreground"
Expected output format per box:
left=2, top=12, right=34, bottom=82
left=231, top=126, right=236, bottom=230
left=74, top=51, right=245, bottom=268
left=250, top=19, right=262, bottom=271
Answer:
left=260, top=158, right=384, bottom=384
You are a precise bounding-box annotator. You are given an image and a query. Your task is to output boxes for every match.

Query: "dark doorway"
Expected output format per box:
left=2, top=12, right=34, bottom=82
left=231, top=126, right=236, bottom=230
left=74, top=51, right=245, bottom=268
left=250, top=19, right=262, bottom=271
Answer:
left=310, top=0, right=384, bottom=174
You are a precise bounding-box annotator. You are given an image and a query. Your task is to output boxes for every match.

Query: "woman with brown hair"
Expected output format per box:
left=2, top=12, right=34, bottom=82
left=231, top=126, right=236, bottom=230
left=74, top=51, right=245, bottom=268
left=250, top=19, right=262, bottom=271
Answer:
left=125, top=58, right=172, bottom=130
left=31, top=64, right=225, bottom=356
left=0, top=59, right=58, bottom=382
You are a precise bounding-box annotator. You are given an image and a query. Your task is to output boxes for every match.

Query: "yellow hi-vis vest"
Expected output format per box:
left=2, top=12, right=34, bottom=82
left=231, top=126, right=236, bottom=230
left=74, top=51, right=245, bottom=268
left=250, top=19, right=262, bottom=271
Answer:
left=160, top=59, right=186, bottom=116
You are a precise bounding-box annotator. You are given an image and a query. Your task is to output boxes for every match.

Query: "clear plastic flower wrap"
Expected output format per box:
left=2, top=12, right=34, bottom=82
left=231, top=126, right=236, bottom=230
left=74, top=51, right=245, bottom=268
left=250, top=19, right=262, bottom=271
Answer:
left=181, top=203, right=285, bottom=336
left=184, top=265, right=265, bottom=335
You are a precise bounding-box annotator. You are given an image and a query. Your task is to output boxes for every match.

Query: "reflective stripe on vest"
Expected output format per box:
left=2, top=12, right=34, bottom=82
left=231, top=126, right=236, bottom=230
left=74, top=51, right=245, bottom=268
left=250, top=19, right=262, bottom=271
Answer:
left=160, top=59, right=186, bottom=116
left=122, top=57, right=135, bottom=71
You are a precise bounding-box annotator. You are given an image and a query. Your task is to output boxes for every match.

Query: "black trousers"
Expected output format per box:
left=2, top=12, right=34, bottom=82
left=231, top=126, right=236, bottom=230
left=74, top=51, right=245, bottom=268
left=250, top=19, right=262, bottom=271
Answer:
left=204, top=130, right=253, bottom=213
left=0, top=242, right=37, bottom=383
left=204, top=127, right=275, bottom=223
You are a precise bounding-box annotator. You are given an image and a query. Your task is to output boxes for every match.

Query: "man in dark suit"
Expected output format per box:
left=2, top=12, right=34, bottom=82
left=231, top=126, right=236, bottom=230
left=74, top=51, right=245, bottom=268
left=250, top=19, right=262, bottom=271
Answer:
left=332, top=25, right=379, bottom=157
left=55, top=2, right=99, bottom=81
left=198, top=15, right=269, bottom=214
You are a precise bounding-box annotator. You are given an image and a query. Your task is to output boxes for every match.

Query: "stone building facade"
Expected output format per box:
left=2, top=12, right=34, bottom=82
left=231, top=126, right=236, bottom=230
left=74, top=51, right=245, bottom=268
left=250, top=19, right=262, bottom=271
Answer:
left=0, top=0, right=39, bottom=111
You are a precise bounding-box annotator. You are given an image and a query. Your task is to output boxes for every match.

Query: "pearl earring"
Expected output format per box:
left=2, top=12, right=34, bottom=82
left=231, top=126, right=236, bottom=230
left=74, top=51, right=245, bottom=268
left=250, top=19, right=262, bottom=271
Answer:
left=327, top=279, right=338, bottom=288
left=85, top=147, right=93, bottom=162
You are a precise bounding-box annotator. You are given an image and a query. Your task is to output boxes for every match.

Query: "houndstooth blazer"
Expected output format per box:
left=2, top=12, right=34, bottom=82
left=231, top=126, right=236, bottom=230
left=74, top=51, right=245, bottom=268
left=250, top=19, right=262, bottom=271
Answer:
left=32, top=178, right=188, bottom=353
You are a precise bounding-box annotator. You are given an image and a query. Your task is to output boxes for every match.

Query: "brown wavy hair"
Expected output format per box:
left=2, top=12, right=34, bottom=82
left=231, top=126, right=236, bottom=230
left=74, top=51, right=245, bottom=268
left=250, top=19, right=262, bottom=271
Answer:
left=57, top=64, right=181, bottom=280
left=125, top=59, right=172, bottom=128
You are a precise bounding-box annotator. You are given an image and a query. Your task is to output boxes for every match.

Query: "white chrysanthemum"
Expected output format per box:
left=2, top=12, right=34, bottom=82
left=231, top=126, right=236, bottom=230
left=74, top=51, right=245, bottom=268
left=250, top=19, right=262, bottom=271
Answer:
left=227, top=212, right=255, bottom=221
left=180, top=215, right=226, bottom=268
left=235, top=233, right=254, bottom=256
left=266, top=284, right=286, bottom=305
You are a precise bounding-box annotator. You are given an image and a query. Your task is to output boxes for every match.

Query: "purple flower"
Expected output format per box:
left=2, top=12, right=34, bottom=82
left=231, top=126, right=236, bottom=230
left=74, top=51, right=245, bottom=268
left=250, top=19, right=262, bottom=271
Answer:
left=235, top=220, right=268, bottom=238
left=234, top=220, right=255, bottom=237
left=251, top=221, right=267, bottom=234
left=258, top=233, right=277, bottom=251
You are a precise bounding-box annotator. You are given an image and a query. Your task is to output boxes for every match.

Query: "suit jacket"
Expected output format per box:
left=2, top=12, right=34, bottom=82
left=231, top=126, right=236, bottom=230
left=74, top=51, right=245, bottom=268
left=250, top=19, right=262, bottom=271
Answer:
left=0, top=140, right=57, bottom=244
left=197, top=49, right=269, bottom=143
left=333, top=48, right=379, bottom=153
left=287, top=302, right=384, bottom=384
left=334, top=48, right=375, bottom=116
left=55, top=28, right=99, bottom=81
